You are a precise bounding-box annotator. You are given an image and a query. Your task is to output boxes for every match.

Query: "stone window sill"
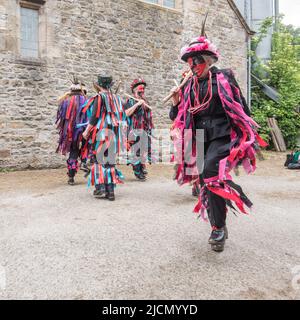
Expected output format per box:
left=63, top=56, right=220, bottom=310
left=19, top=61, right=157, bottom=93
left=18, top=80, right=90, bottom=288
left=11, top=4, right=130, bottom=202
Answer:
left=136, top=0, right=182, bottom=14
left=14, top=57, right=46, bottom=66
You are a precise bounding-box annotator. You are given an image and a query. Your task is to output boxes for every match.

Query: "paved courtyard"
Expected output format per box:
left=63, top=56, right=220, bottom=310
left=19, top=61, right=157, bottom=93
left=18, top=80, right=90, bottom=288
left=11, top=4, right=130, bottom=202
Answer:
left=0, top=152, right=299, bottom=299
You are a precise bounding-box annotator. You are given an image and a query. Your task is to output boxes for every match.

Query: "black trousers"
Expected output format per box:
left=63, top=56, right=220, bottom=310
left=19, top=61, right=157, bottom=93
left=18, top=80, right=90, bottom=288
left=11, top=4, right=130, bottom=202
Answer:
left=128, top=131, right=152, bottom=176
left=200, top=135, right=231, bottom=228
left=67, top=143, right=80, bottom=178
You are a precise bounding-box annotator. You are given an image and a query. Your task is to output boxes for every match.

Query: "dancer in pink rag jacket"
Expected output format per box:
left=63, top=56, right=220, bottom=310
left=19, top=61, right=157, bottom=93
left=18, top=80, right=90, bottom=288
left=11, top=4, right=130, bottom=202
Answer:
left=124, top=78, right=154, bottom=181
left=169, top=17, right=267, bottom=252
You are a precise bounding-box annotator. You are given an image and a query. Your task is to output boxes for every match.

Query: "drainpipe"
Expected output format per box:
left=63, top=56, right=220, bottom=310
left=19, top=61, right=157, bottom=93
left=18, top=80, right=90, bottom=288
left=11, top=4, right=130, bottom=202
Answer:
left=247, top=0, right=252, bottom=108
left=274, top=0, right=279, bottom=31
left=247, top=37, right=251, bottom=108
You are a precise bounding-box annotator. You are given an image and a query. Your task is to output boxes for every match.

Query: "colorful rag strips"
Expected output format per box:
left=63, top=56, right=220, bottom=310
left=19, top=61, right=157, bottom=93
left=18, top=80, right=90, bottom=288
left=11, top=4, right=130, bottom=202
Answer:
left=56, top=94, right=87, bottom=155
left=83, top=92, right=127, bottom=187
left=88, top=164, right=124, bottom=187
left=125, top=98, right=154, bottom=132
left=67, top=158, right=79, bottom=172
left=172, top=69, right=268, bottom=217
left=125, top=98, right=154, bottom=166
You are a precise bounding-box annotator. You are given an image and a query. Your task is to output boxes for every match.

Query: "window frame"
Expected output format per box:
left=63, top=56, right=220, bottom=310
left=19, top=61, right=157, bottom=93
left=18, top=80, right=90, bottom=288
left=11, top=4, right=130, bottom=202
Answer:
left=138, top=0, right=181, bottom=11
left=20, top=6, right=39, bottom=59
left=18, top=0, right=45, bottom=62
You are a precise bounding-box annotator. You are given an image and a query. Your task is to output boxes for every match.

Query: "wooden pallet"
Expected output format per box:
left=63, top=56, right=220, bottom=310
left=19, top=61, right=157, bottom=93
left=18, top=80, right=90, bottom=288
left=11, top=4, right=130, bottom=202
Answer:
left=267, top=117, right=287, bottom=152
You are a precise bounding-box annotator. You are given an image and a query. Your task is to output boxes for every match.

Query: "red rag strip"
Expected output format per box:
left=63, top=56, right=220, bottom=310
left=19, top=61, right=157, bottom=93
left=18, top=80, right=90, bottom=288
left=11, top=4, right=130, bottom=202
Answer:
left=66, top=96, right=75, bottom=120
left=82, top=98, right=93, bottom=114
left=193, top=197, right=202, bottom=213
left=96, top=95, right=101, bottom=118
left=207, top=185, right=248, bottom=214
left=99, top=164, right=104, bottom=184
left=256, top=133, right=269, bottom=148
left=111, top=167, right=116, bottom=184
left=91, top=127, right=97, bottom=143
left=91, top=165, right=95, bottom=186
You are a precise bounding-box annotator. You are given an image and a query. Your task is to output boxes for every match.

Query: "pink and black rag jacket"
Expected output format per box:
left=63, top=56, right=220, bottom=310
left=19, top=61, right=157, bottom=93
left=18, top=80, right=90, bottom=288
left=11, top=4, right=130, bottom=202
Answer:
left=172, top=67, right=268, bottom=220
left=124, top=97, right=154, bottom=165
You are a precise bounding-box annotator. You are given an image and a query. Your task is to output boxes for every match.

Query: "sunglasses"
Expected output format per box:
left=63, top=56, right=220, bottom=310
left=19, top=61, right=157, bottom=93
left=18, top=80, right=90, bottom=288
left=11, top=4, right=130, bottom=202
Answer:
left=188, top=55, right=206, bottom=66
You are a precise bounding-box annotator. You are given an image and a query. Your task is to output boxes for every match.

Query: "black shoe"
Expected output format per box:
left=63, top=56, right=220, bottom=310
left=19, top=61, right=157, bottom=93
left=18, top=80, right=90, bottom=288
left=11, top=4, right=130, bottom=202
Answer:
left=68, top=177, right=75, bottom=185
left=93, top=185, right=105, bottom=198
left=105, top=191, right=115, bottom=201
left=134, top=172, right=146, bottom=181
left=208, top=226, right=228, bottom=243
left=105, top=185, right=115, bottom=201
left=133, top=164, right=146, bottom=181
left=208, top=227, right=227, bottom=252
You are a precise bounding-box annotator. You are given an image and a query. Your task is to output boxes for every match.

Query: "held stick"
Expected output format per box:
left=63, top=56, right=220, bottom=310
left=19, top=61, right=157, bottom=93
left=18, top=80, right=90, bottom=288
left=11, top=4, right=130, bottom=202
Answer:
left=162, top=70, right=193, bottom=104
left=125, top=93, right=152, bottom=110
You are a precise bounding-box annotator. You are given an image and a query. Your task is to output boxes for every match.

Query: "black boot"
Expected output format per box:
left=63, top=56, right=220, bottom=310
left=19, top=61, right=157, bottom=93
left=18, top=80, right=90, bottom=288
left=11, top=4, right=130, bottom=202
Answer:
left=105, top=184, right=115, bottom=201
left=208, top=226, right=228, bottom=243
left=208, top=226, right=228, bottom=252
left=68, top=176, right=75, bottom=185
left=93, top=184, right=106, bottom=198
left=68, top=169, right=76, bottom=185
left=133, top=164, right=146, bottom=181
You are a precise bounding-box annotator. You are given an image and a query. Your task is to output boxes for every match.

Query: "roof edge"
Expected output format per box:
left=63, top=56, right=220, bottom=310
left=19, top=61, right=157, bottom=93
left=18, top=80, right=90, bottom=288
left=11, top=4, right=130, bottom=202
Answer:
left=227, top=0, right=256, bottom=36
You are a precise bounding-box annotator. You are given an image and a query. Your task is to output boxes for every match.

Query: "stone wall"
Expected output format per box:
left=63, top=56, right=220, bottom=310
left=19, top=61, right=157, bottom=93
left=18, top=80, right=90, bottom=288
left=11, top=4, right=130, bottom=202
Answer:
left=0, top=0, right=250, bottom=169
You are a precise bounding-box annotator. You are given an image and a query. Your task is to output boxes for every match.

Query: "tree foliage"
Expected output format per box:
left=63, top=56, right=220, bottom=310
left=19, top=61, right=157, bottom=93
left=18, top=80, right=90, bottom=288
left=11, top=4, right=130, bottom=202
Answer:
left=251, top=17, right=300, bottom=149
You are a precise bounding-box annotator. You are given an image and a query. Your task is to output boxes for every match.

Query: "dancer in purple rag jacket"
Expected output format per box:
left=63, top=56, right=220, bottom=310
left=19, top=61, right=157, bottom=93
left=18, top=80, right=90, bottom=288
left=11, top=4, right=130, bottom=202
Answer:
left=56, top=77, right=88, bottom=185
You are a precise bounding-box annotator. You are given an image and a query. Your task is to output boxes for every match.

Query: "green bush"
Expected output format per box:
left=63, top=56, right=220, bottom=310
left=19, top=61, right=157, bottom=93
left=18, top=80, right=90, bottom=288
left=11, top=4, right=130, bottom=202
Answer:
left=251, top=17, right=300, bottom=149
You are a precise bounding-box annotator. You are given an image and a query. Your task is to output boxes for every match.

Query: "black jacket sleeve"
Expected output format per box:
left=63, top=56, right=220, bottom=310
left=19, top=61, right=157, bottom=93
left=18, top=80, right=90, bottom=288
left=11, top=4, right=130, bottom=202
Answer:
left=169, top=103, right=179, bottom=121
left=89, top=96, right=100, bottom=126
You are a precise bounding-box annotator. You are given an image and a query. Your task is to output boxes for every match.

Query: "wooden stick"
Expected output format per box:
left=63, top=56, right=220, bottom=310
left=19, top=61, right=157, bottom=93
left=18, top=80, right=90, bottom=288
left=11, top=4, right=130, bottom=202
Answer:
left=93, top=82, right=102, bottom=93
left=162, top=70, right=193, bottom=104
left=173, top=79, right=179, bottom=87
left=267, top=118, right=280, bottom=152
left=115, top=81, right=122, bottom=94
left=270, top=117, right=286, bottom=152
left=125, top=93, right=152, bottom=110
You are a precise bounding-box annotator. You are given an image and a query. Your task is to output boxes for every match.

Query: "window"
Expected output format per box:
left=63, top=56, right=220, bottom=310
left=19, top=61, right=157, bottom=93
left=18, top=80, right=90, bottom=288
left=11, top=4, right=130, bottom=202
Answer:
left=20, top=7, right=39, bottom=58
left=163, top=0, right=175, bottom=8
left=143, top=0, right=176, bottom=9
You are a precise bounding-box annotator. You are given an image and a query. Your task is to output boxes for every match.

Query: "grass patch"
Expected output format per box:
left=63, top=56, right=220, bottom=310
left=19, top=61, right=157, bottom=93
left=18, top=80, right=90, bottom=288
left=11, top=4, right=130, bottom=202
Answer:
left=0, top=168, right=15, bottom=173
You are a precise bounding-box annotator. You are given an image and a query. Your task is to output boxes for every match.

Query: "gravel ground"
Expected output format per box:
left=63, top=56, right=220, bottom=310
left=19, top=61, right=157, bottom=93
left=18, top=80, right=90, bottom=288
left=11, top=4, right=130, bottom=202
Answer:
left=0, top=152, right=299, bottom=300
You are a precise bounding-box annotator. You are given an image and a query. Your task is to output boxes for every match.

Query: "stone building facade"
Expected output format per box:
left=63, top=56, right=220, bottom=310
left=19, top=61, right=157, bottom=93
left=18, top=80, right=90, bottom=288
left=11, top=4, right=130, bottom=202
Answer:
left=0, top=0, right=252, bottom=169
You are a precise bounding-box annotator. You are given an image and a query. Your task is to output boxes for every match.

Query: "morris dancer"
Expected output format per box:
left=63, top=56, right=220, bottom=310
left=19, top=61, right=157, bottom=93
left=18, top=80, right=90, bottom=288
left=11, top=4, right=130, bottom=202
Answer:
left=82, top=75, right=126, bottom=201
left=124, top=78, right=154, bottom=180
left=56, top=77, right=87, bottom=185
left=168, top=17, right=267, bottom=252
